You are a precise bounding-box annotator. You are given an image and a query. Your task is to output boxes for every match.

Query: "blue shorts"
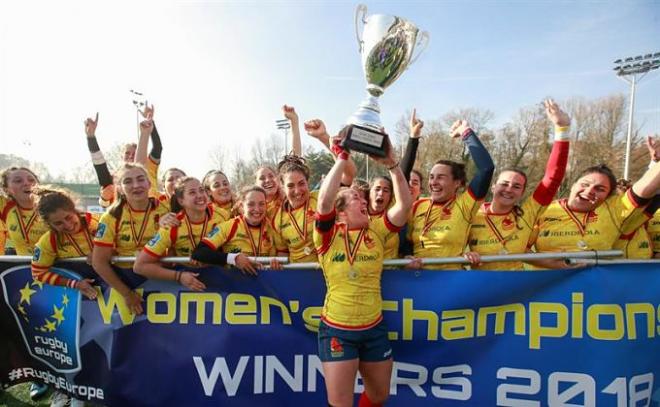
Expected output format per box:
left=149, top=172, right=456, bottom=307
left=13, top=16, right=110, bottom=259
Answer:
left=318, top=319, right=392, bottom=362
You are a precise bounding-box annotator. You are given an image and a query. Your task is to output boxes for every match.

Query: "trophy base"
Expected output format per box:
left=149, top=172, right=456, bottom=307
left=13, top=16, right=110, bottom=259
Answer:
left=341, top=124, right=387, bottom=157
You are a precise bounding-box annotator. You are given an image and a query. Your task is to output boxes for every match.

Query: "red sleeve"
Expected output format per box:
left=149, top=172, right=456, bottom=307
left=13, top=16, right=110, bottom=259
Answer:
left=532, top=140, right=569, bottom=205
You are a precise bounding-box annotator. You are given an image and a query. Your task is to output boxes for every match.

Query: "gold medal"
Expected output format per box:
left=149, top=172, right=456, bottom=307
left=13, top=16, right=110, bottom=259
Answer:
left=499, top=248, right=508, bottom=255
left=347, top=268, right=359, bottom=280
left=577, top=240, right=588, bottom=250
left=303, top=246, right=312, bottom=256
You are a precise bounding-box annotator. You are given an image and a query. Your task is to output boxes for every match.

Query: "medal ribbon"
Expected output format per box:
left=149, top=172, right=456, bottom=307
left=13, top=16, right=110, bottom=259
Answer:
left=287, top=199, right=309, bottom=242
left=484, top=205, right=509, bottom=249
left=343, top=225, right=366, bottom=266
left=183, top=212, right=209, bottom=250
left=15, top=207, right=38, bottom=244
left=64, top=226, right=93, bottom=257
left=127, top=204, right=152, bottom=246
left=422, top=198, right=454, bottom=235
left=242, top=217, right=263, bottom=256
left=559, top=199, right=589, bottom=237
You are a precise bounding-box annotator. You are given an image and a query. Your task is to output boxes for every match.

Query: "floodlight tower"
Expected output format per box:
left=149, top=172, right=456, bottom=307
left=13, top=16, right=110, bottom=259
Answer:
left=613, top=52, right=660, bottom=179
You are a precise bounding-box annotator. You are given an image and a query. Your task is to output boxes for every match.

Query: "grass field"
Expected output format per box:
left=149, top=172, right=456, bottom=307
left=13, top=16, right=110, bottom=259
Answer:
left=1, top=383, right=52, bottom=406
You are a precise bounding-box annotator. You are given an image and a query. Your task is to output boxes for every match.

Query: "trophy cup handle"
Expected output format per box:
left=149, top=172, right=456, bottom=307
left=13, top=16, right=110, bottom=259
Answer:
left=354, top=4, right=368, bottom=53
left=408, top=30, right=430, bottom=67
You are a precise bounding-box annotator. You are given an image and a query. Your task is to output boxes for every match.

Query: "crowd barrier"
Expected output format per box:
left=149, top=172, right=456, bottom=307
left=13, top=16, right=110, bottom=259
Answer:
left=1, top=253, right=659, bottom=406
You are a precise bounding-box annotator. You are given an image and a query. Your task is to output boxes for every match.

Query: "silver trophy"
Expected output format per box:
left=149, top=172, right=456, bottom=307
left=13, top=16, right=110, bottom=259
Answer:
left=343, top=4, right=429, bottom=157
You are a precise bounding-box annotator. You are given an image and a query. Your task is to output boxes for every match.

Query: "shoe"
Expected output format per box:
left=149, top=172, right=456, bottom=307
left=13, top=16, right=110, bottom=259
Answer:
left=50, top=390, right=70, bottom=407
left=70, top=398, right=85, bottom=407
left=29, top=382, right=49, bottom=400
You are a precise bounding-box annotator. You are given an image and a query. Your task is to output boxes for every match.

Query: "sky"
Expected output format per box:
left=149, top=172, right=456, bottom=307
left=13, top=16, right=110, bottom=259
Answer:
left=0, top=0, right=659, bottom=182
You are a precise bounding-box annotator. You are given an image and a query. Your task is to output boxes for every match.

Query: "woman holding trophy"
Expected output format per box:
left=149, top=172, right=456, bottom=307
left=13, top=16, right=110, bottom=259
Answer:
left=314, top=134, right=411, bottom=407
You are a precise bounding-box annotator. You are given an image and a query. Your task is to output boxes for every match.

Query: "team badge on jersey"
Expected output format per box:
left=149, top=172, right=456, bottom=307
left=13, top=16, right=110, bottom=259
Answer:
left=147, top=234, right=161, bottom=247
left=587, top=212, right=598, bottom=223
left=364, top=234, right=376, bottom=249
left=1, top=266, right=82, bottom=373
left=95, top=223, right=106, bottom=239
left=32, top=247, right=41, bottom=262
left=441, top=206, right=452, bottom=220
left=502, top=217, right=515, bottom=230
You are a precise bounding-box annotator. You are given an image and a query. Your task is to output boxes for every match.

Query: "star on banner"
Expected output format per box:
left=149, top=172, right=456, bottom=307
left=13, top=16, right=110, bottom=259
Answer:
left=19, top=282, right=36, bottom=305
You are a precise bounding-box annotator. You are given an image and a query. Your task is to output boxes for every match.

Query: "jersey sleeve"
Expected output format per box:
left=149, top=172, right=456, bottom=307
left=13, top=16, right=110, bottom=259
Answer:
left=31, top=232, right=76, bottom=288
left=313, top=210, right=336, bottom=255
left=142, top=227, right=174, bottom=258
left=93, top=212, right=117, bottom=248
left=200, top=218, right=236, bottom=251
left=455, top=190, right=482, bottom=224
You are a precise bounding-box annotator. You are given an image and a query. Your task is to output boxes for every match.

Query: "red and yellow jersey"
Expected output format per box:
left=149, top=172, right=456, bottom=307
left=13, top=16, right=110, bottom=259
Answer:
left=313, top=210, right=400, bottom=329
left=369, top=211, right=399, bottom=259
left=532, top=191, right=645, bottom=253
left=649, top=211, right=660, bottom=257
left=209, top=202, right=231, bottom=224
left=469, top=199, right=546, bottom=270
left=266, top=195, right=283, bottom=221
left=271, top=191, right=318, bottom=263
left=0, top=196, right=49, bottom=256
left=143, top=208, right=225, bottom=258
left=93, top=199, right=169, bottom=258
left=407, top=192, right=482, bottom=269
left=614, top=226, right=652, bottom=259
left=31, top=213, right=99, bottom=287
left=201, top=215, right=276, bottom=256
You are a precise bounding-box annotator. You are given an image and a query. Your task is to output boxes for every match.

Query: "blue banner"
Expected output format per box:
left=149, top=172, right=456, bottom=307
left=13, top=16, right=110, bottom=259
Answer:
left=1, top=262, right=659, bottom=406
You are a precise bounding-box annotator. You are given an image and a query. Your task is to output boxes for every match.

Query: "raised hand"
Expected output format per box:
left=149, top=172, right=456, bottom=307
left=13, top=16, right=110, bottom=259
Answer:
left=304, top=119, right=328, bottom=140
left=84, top=112, right=99, bottom=138
left=282, top=105, right=299, bottom=123
left=369, top=135, right=397, bottom=168
left=139, top=118, right=154, bottom=136
left=410, top=108, right=424, bottom=138
left=544, top=99, right=570, bottom=127
left=140, top=103, right=155, bottom=120
left=449, top=120, right=471, bottom=138
left=646, top=135, right=660, bottom=162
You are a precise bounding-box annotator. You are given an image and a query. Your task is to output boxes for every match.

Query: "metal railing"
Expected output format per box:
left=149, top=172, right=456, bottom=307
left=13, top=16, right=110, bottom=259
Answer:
left=1, top=250, right=648, bottom=269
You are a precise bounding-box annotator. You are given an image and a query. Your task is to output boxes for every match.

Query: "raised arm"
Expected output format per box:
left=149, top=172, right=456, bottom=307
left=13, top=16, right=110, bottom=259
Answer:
left=450, top=120, right=495, bottom=199
left=305, top=119, right=357, bottom=186
left=532, top=99, right=571, bottom=204
left=283, top=105, right=301, bottom=156
left=135, top=104, right=154, bottom=166
left=317, top=148, right=350, bottom=215
left=378, top=140, right=413, bottom=227
left=400, top=108, right=424, bottom=183
left=84, top=113, right=113, bottom=188
left=632, top=159, right=660, bottom=199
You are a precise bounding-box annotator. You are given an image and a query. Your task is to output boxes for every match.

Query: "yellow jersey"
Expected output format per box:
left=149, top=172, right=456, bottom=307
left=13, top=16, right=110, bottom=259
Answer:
left=469, top=199, right=546, bottom=270
left=143, top=207, right=225, bottom=258
left=0, top=217, right=6, bottom=255
left=146, top=156, right=160, bottom=199
left=369, top=211, right=399, bottom=259
left=407, top=192, right=482, bottom=269
left=649, top=211, right=660, bottom=257
left=271, top=191, right=319, bottom=263
left=31, top=213, right=99, bottom=287
left=201, top=215, right=276, bottom=256
left=0, top=196, right=49, bottom=256
left=314, top=210, right=400, bottom=329
left=533, top=191, right=645, bottom=253
left=93, top=199, right=170, bottom=259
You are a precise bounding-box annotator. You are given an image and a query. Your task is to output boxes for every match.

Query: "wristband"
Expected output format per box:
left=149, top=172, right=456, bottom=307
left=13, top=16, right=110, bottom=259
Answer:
left=554, top=125, right=570, bottom=141
left=461, top=128, right=473, bottom=139
left=387, top=161, right=400, bottom=171
left=90, top=150, right=106, bottom=165
left=338, top=151, right=349, bottom=161
left=227, top=253, right=239, bottom=266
